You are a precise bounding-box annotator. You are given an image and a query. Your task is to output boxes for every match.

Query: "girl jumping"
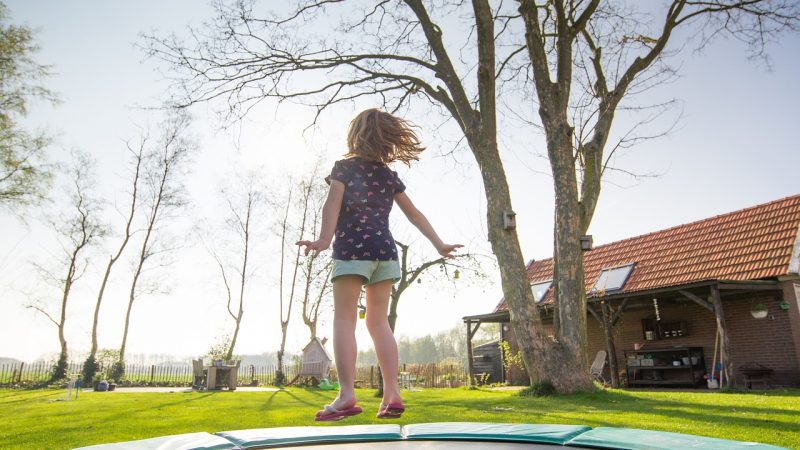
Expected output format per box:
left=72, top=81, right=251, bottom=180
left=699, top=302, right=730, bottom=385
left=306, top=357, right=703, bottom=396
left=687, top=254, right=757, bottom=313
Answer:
left=296, top=108, right=461, bottom=421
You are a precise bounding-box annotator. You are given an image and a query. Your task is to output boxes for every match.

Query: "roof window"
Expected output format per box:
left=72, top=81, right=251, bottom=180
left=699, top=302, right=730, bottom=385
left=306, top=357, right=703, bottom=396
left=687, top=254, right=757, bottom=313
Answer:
left=530, top=280, right=553, bottom=303
left=592, top=263, right=635, bottom=293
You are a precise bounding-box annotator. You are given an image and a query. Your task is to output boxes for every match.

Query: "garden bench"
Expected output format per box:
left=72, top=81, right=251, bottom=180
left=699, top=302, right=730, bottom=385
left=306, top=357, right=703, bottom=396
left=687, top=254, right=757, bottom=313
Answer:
left=739, top=362, right=772, bottom=389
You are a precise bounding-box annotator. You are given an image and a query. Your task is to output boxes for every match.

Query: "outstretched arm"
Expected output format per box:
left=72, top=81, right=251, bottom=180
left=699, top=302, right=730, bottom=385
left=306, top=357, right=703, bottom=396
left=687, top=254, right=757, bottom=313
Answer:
left=394, top=191, right=462, bottom=257
left=296, top=180, right=344, bottom=256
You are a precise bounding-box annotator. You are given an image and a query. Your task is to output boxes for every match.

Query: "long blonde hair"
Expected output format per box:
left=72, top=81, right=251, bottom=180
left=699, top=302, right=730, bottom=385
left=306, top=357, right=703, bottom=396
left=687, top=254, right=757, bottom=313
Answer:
left=345, top=109, right=425, bottom=165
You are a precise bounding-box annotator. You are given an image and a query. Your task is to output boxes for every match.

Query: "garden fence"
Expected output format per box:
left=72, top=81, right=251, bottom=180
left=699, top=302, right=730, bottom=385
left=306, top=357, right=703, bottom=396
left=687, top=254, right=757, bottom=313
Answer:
left=0, top=361, right=468, bottom=388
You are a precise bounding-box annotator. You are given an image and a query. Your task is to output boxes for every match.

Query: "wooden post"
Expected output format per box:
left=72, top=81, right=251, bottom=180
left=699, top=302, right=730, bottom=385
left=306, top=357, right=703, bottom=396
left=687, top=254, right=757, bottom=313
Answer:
left=466, top=321, right=475, bottom=387
left=601, top=301, right=619, bottom=388
left=465, top=320, right=482, bottom=387
left=370, top=365, right=374, bottom=388
left=710, top=285, right=733, bottom=388
left=18, top=362, right=24, bottom=383
left=150, top=365, right=155, bottom=384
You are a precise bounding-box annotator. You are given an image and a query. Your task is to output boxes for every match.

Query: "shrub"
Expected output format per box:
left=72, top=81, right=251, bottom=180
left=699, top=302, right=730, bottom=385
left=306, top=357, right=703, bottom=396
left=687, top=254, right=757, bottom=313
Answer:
left=518, top=381, right=556, bottom=397
left=81, top=356, right=99, bottom=386
left=50, top=354, right=68, bottom=383
left=108, top=361, right=125, bottom=382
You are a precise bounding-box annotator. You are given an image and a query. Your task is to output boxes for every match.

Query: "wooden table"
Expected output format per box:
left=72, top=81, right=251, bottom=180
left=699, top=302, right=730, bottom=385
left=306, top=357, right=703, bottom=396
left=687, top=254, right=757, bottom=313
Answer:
left=206, top=365, right=238, bottom=390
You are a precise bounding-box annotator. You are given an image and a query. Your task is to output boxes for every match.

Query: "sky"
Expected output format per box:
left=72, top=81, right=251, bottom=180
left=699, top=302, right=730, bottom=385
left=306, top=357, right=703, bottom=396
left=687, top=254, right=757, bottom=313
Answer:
left=1, top=1, right=798, bottom=363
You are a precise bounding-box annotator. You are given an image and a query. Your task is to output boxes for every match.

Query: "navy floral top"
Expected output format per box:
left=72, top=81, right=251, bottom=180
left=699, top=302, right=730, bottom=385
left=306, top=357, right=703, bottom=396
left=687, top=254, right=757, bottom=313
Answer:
left=327, top=157, right=405, bottom=261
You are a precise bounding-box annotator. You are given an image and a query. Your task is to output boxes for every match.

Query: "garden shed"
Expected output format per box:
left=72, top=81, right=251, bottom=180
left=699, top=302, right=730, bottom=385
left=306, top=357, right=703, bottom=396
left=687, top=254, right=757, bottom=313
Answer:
left=465, top=195, right=800, bottom=388
left=471, top=340, right=503, bottom=384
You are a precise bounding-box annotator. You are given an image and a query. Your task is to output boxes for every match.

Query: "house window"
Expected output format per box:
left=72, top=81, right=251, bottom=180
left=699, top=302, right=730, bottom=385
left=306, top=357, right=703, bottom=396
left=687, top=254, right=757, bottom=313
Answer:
left=530, top=280, right=552, bottom=303
left=592, top=263, right=635, bottom=293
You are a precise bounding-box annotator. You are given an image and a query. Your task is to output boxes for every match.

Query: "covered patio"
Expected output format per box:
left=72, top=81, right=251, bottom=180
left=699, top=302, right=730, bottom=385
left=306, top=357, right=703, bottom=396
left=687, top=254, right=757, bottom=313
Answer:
left=465, top=195, right=800, bottom=388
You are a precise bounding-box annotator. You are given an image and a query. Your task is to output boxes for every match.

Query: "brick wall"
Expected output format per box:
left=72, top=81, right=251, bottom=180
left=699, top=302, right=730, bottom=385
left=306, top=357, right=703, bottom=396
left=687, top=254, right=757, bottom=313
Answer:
left=500, top=289, right=799, bottom=387
left=586, top=293, right=799, bottom=387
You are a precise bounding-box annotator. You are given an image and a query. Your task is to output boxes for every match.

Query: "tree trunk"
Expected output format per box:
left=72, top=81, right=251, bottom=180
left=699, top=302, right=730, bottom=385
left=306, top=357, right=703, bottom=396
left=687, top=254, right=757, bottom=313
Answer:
left=468, top=133, right=559, bottom=389
left=601, top=301, right=619, bottom=387
left=118, top=266, right=142, bottom=363
left=226, top=219, right=250, bottom=361
left=53, top=251, right=79, bottom=381
left=56, top=277, right=71, bottom=378
left=543, top=116, right=592, bottom=392
left=89, top=260, right=113, bottom=358
left=226, top=309, right=244, bottom=361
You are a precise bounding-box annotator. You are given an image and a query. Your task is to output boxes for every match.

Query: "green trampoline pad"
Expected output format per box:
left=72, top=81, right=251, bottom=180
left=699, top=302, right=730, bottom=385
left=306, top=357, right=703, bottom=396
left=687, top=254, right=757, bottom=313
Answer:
left=72, top=431, right=238, bottom=450
left=567, top=426, right=789, bottom=450
left=404, top=422, right=591, bottom=445
left=71, top=423, right=790, bottom=449
left=216, top=424, right=401, bottom=449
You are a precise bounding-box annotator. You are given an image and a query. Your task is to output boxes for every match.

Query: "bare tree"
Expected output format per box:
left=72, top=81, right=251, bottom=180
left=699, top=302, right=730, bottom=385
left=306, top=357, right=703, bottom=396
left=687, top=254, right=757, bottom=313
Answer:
left=146, top=0, right=799, bottom=392
left=390, top=240, right=488, bottom=331
left=300, top=255, right=333, bottom=341
left=273, top=170, right=321, bottom=385
left=297, top=176, right=333, bottom=341
left=112, top=112, right=194, bottom=379
left=377, top=239, right=487, bottom=395
left=209, top=172, right=265, bottom=361
left=81, top=140, right=144, bottom=384
left=28, top=150, right=104, bottom=381
left=510, top=0, right=799, bottom=391
left=274, top=185, right=296, bottom=385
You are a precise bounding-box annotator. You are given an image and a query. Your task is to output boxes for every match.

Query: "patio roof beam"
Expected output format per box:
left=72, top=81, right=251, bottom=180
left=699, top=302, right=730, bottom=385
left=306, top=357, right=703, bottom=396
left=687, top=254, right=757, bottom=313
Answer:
left=462, top=311, right=510, bottom=323
left=678, top=289, right=716, bottom=313
left=586, top=304, right=602, bottom=324
left=716, top=282, right=782, bottom=291
left=465, top=320, right=482, bottom=388
left=590, top=280, right=717, bottom=302
left=611, top=298, right=630, bottom=326
left=710, top=284, right=733, bottom=388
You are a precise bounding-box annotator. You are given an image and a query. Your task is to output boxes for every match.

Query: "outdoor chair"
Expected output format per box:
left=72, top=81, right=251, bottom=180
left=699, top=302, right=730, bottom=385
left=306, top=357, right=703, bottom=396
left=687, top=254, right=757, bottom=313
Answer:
left=192, top=359, right=207, bottom=390
left=590, top=350, right=608, bottom=384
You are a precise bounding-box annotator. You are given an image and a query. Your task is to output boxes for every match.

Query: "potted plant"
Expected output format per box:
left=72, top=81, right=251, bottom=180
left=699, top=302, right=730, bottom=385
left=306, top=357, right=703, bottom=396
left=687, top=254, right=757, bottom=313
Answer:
left=750, top=303, right=768, bottom=319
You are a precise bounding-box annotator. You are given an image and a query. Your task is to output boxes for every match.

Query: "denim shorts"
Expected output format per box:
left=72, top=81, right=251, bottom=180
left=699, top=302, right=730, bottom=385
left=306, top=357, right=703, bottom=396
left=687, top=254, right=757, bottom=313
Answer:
left=331, top=259, right=401, bottom=285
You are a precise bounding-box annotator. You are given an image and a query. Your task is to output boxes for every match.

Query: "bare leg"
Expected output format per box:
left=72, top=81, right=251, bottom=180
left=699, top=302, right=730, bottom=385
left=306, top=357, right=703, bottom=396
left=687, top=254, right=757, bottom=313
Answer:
left=364, top=280, right=402, bottom=406
left=327, top=275, right=362, bottom=412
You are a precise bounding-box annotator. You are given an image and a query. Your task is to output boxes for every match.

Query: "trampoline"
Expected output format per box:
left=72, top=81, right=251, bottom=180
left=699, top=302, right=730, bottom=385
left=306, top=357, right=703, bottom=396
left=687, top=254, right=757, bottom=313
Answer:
left=72, top=422, right=788, bottom=450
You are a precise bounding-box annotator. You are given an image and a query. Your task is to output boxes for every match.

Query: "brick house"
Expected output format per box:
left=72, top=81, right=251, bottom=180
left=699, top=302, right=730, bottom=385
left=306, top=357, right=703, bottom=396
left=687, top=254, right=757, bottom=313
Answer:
left=464, top=195, right=800, bottom=388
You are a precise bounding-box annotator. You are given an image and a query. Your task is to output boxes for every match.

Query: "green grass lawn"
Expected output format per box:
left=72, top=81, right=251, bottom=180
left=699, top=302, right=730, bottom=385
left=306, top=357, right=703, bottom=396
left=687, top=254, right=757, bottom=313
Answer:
left=1, top=387, right=798, bottom=449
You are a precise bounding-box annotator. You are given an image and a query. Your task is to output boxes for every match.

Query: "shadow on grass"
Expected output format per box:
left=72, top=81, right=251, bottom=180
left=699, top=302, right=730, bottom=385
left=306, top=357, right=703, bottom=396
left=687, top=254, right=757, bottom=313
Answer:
left=506, top=389, right=800, bottom=436
left=0, top=389, right=63, bottom=405
left=397, top=387, right=799, bottom=438
left=604, top=388, right=800, bottom=417
left=260, top=388, right=320, bottom=411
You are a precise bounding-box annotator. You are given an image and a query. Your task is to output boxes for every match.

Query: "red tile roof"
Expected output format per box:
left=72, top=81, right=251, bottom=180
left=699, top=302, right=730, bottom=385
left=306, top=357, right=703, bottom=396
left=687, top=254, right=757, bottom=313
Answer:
left=495, top=194, right=800, bottom=311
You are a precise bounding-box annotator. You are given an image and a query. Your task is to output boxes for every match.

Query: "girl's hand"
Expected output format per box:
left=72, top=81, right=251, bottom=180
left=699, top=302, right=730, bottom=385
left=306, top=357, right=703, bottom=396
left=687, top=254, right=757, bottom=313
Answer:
left=296, top=239, right=330, bottom=257
left=437, top=243, right=463, bottom=258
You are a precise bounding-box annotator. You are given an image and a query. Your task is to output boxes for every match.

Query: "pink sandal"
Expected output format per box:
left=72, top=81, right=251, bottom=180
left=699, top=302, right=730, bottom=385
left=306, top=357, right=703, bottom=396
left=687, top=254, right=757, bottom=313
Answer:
left=376, top=402, right=405, bottom=419
left=315, top=404, right=363, bottom=421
